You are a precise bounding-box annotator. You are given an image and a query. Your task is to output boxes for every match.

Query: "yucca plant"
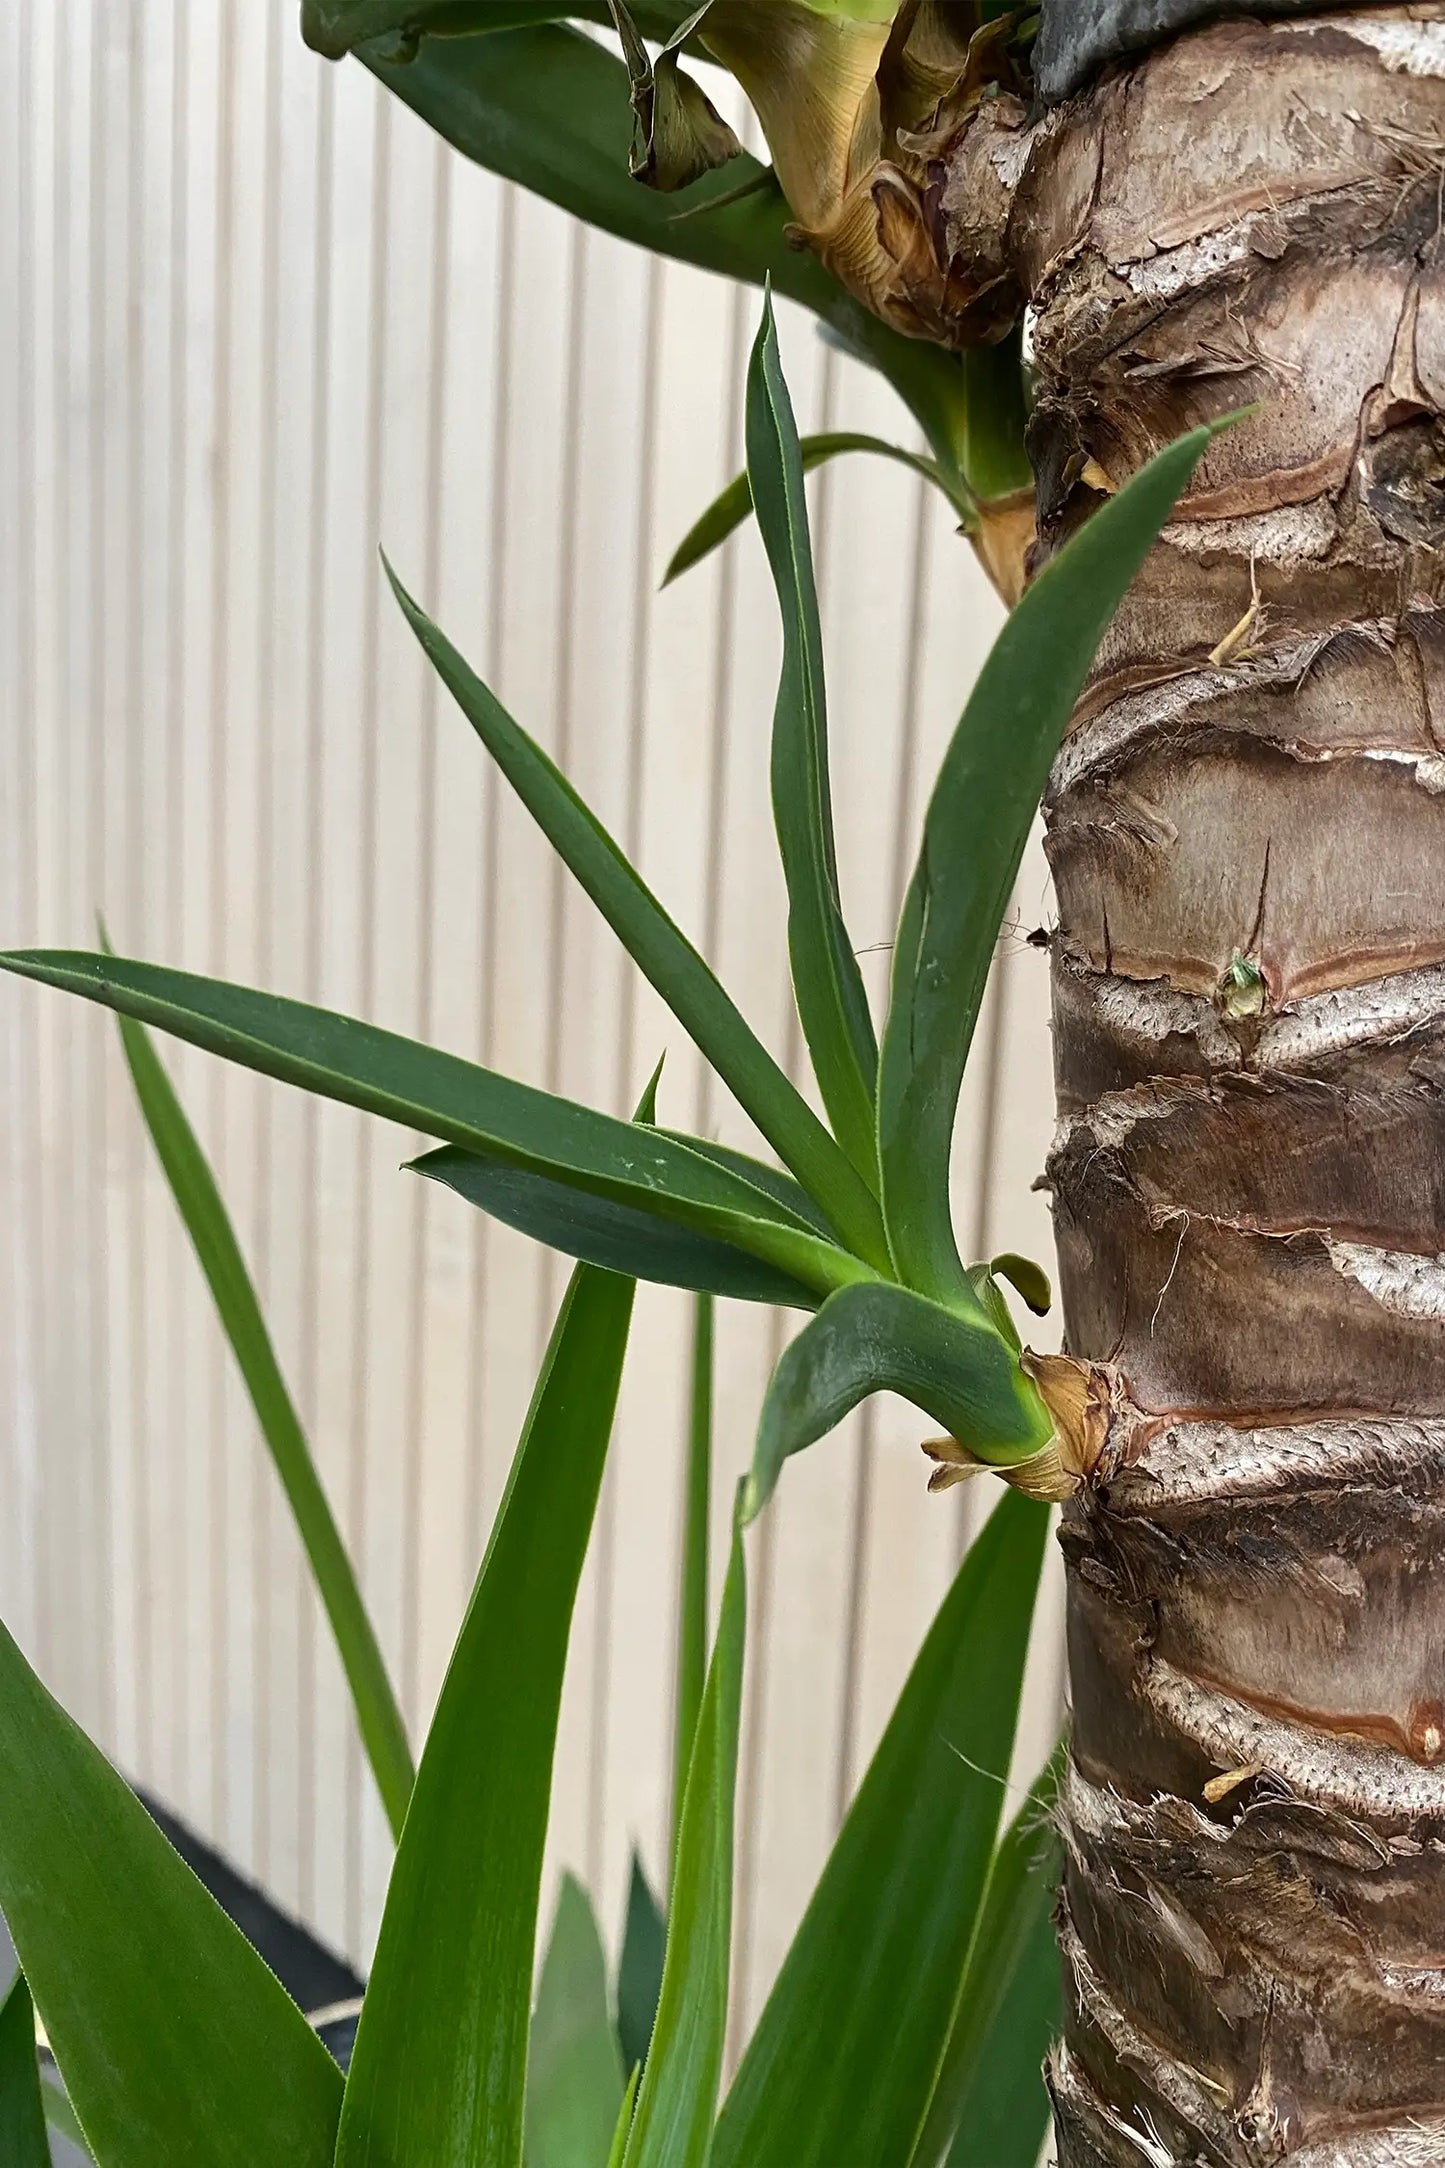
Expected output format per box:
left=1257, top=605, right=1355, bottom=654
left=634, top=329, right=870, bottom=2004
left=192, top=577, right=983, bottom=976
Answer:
left=0, top=280, right=1204, bottom=2165
left=287, top=4, right=1445, bottom=2158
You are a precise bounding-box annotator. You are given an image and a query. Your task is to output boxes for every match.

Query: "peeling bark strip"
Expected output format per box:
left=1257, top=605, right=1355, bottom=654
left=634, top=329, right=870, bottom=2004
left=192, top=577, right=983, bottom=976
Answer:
left=935, top=9, right=1445, bottom=2160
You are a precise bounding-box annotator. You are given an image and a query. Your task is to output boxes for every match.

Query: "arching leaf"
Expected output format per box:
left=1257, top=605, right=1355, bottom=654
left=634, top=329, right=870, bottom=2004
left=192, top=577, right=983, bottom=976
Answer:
left=664, top=430, right=970, bottom=586
left=745, top=1280, right=1053, bottom=1520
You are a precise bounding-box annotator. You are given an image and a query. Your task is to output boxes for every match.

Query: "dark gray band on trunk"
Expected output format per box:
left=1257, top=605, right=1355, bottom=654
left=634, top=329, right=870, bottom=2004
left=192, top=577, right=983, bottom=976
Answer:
left=1034, top=0, right=1367, bottom=102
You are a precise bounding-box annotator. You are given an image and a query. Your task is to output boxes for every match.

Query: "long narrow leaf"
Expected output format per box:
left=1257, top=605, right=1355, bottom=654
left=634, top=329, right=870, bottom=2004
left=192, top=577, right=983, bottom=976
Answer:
left=412, top=1146, right=819, bottom=1308
left=621, top=1514, right=746, bottom=2168
left=605, top=2070, right=641, bottom=2168
left=672, top=1294, right=713, bottom=1865
left=334, top=1264, right=634, bottom=2168
left=0, top=1975, right=50, bottom=2168
left=664, top=431, right=971, bottom=587
left=748, top=295, right=878, bottom=1183
left=0, top=953, right=869, bottom=1300
left=711, top=1494, right=1048, bottom=2168
left=877, top=426, right=1214, bottom=1297
left=115, top=1009, right=414, bottom=1837
left=385, top=563, right=886, bottom=1265
left=526, top=1876, right=626, bottom=2168
left=925, top=1751, right=1064, bottom=2168
left=358, top=22, right=974, bottom=471
left=746, top=1280, right=1053, bottom=1520
left=0, top=1622, right=342, bottom=2166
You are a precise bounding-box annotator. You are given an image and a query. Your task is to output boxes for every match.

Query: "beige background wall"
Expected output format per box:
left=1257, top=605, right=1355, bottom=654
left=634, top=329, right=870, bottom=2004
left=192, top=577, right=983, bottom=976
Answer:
left=0, top=0, right=1063, bottom=2022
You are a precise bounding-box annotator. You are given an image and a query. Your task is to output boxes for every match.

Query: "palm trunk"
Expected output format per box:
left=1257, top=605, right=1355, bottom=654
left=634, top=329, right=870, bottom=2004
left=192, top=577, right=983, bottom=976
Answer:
left=943, top=8, right=1445, bottom=2159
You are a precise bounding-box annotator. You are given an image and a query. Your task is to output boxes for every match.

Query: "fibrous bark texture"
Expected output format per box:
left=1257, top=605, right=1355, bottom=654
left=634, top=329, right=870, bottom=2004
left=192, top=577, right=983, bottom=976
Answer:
left=941, top=10, right=1445, bottom=2162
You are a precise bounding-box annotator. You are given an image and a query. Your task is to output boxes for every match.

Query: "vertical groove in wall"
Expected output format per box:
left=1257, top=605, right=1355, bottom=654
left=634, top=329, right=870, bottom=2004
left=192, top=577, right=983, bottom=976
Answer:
left=4, top=0, right=38, bottom=1659
left=118, top=0, right=148, bottom=1789
left=345, top=78, right=392, bottom=1958
left=464, top=179, right=516, bottom=1584
left=205, top=0, right=240, bottom=1842
left=585, top=253, right=665, bottom=1897
left=537, top=219, right=590, bottom=1353
left=251, top=0, right=284, bottom=1893
left=160, top=0, right=190, bottom=1807
left=47, top=0, right=74, bottom=1708
left=399, top=135, right=453, bottom=1739
left=84, top=0, right=115, bottom=1755
left=297, top=49, right=335, bottom=1926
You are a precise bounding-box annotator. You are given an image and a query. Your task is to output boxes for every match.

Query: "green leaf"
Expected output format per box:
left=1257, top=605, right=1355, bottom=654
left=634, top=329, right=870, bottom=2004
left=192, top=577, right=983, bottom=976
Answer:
left=384, top=563, right=886, bottom=1267
left=114, top=1006, right=414, bottom=1837
left=664, top=431, right=970, bottom=587
left=412, top=1147, right=819, bottom=1308
left=0, top=952, right=871, bottom=1301
left=959, top=337, right=1032, bottom=502
left=621, top=1512, right=746, bottom=2168
left=356, top=21, right=974, bottom=473
left=302, top=1, right=696, bottom=60
left=526, top=1876, right=626, bottom=2168
left=605, top=2069, right=641, bottom=2168
left=922, top=1750, right=1063, bottom=2168
left=335, top=1264, right=635, bottom=2168
left=616, top=1854, right=668, bottom=2081
left=0, top=1622, right=342, bottom=2167
left=989, top=1253, right=1051, bottom=1319
left=672, top=1294, right=714, bottom=1867
left=0, top=1975, right=50, bottom=2168
left=711, top=1493, right=1048, bottom=2168
left=748, top=294, right=878, bottom=1185
left=877, top=425, right=1214, bottom=1298
left=663, top=1135, right=831, bottom=1235
left=745, top=1280, right=1053, bottom=1519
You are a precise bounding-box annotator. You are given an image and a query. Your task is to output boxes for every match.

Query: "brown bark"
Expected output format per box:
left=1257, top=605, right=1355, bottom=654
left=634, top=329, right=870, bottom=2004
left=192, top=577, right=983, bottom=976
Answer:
left=936, top=10, right=1445, bottom=2162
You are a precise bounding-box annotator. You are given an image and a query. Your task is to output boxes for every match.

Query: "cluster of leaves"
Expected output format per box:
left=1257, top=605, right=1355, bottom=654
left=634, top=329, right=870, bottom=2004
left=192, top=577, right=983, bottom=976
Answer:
left=0, top=285, right=1208, bottom=2165
left=299, top=0, right=1038, bottom=513
left=1, top=296, right=1208, bottom=1518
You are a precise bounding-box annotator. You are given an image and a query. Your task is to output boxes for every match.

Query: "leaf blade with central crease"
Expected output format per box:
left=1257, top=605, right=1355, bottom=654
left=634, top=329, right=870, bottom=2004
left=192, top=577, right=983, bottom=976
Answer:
left=0, top=1621, right=342, bottom=2167
left=710, top=1492, right=1049, bottom=2168
left=877, top=426, right=1214, bottom=1298
left=745, top=1279, right=1053, bottom=1519
left=748, top=294, right=879, bottom=1185
left=334, top=1264, right=635, bottom=2168
left=0, top=952, right=869, bottom=1300
left=412, top=1146, right=820, bottom=1307
left=384, top=562, right=886, bottom=1265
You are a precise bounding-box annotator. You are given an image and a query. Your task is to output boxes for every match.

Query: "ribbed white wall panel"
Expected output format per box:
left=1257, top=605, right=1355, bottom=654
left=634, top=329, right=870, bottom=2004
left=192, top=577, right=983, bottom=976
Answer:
left=0, top=0, right=1065, bottom=2014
